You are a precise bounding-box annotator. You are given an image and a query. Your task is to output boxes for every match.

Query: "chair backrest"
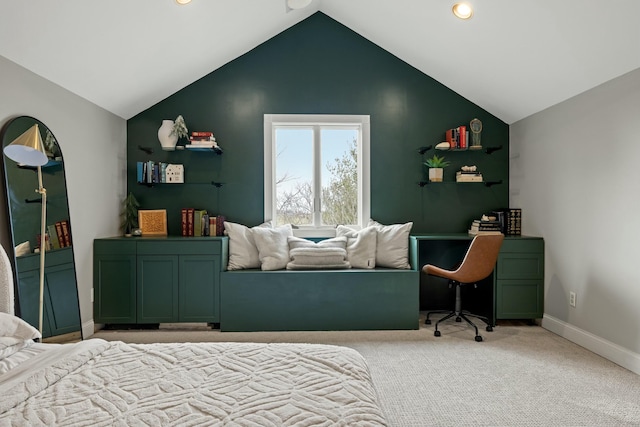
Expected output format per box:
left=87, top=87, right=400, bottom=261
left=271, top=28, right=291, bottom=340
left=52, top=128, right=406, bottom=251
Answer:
left=448, top=234, right=504, bottom=284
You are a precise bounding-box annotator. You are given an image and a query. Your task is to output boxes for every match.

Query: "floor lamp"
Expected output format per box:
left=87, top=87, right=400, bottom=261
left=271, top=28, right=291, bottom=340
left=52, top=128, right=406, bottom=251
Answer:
left=3, top=124, right=49, bottom=336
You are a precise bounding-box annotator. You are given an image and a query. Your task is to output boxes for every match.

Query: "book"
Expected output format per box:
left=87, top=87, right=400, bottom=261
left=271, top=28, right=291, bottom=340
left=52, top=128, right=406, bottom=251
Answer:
left=193, top=210, right=207, bottom=237
left=55, top=221, right=66, bottom=247
left=61, top=220, right=72, bottom=247
left=187, top=208, right=195, bottom=236
left=209, top=216, right=217, bottom=237
left=215, top=215, right=226, bottom=236
left=202, top=213, right=210, bottom=236
left=181, top=208, right=188, bottom=236
left=48, top=225, right=60, bottom=249
left=191, top=131, right=213, bottom=137
left=468, top=229, right=503, bottom=236
left=458, top=125, right=467, bottom=149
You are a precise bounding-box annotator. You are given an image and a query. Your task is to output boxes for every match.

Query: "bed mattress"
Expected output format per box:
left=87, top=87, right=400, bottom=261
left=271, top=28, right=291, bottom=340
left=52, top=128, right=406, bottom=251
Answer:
left=0, top=339, right=387, bottom=426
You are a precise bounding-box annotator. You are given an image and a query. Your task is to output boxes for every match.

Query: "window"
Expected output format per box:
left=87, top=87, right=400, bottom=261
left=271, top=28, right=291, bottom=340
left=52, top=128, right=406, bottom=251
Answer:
left=264, top=114, right=370, bottom=236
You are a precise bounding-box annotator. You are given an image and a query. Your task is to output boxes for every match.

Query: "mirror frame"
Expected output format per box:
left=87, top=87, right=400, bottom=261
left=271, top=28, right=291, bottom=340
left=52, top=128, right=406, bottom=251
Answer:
left=1, top=116, right=82, bottom=339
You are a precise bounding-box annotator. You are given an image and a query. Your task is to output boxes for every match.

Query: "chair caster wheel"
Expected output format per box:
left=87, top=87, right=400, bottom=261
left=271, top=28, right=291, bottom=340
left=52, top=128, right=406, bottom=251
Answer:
left=475, top=335, right=483, bottom=342
left=455, top=317, right=462, bottom=322
left=486, top=326, right=493, bottom=332
left=425, top=319, right=431, bottom=325
left=434, top=330, right=441, bottom=337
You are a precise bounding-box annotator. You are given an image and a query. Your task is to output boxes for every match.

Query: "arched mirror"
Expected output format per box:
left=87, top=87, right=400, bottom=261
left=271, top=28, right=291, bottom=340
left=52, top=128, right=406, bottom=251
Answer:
left=1, top=116, right=82, bottom=340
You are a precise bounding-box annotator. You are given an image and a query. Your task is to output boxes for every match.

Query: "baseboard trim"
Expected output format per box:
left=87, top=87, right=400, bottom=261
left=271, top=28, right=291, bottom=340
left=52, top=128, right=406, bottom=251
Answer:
left=82, top=320, right=95, bottom=339
left=542, top=314, right=640, bottom=375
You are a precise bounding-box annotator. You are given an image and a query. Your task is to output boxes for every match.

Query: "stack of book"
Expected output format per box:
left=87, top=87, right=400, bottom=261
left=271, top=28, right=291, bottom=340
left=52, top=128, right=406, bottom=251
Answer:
left=468, top=215, right=503, bottom=235
left=185, top=131, right=221, bottom=151
left=456, top=165, right=483, bottom=182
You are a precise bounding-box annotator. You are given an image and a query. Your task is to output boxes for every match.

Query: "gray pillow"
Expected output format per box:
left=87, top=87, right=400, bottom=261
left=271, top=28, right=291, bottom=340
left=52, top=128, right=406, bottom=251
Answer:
left=367, top=220, right=413, bottom=269
left=224, top=221, right=272, bottom=270
left=287, top=247, right=350, bottom=270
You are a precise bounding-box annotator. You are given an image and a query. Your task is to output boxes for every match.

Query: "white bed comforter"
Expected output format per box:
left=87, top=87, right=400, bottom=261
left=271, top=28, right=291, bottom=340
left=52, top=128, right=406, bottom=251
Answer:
left=0, top=339, right=387, bottom=426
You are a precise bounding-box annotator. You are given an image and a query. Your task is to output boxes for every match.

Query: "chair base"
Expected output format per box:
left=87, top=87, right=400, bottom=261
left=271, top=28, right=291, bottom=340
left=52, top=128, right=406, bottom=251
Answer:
left=425, top=281, right=494, bottom=341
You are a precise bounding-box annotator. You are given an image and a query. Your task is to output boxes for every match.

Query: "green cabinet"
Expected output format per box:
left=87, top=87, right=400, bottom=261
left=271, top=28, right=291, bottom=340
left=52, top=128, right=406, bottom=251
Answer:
left=495, top=237, right=544, bottom=320
left=94, top=237, right=223, bottom=325
left=16, top=247, right=81, bottom=338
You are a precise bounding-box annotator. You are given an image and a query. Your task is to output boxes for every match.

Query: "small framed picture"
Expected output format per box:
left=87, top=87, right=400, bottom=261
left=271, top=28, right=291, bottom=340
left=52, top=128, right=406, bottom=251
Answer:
left=138, top=209, right=168, bottom=236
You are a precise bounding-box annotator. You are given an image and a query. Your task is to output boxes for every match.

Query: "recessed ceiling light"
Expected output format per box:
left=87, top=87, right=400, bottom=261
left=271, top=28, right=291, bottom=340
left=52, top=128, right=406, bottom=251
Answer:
left=175, top=0, right=191, bottom=5
left=287, top=0, right=312, bottom=10
left=452, top=3, right=473, bottom=20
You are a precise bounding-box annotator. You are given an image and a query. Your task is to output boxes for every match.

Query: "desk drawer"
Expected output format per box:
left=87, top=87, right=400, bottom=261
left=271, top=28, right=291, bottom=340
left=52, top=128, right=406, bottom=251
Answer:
left=501, top=238, right=544, bottom=253
left=496, top=279, right=543, bottom=319
left=497, top=252, right=543, bottom=280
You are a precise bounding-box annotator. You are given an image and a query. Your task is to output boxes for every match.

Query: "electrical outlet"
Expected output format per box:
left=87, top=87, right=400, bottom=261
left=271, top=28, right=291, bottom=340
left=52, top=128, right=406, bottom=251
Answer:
left=569, top=291, right=576, bottom=308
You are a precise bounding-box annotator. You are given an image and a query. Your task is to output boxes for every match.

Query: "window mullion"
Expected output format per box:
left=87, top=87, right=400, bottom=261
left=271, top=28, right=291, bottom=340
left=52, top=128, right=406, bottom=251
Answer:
left=312, top=125, right=322, bottom=227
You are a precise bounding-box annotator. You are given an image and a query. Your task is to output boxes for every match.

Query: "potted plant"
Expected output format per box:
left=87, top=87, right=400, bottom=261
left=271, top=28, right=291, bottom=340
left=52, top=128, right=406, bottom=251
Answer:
left=120, top=192, right=140, bottom=237
left=171, top=115, right=189, bottom=141
left=424, top=154, right=450, bottom=182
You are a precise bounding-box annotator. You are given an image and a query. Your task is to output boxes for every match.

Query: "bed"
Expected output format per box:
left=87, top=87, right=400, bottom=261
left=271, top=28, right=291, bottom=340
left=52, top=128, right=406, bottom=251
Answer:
left=0, top=250, right=387, bottom=425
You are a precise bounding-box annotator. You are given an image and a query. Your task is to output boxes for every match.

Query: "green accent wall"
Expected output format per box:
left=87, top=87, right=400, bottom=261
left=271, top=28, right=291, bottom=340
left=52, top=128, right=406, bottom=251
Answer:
left=127, top=12, right=508, bottom=235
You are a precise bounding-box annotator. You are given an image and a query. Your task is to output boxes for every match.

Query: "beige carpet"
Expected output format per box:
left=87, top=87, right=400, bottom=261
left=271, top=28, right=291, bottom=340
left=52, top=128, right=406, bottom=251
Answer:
left=92, top=315, right=640, bottom=426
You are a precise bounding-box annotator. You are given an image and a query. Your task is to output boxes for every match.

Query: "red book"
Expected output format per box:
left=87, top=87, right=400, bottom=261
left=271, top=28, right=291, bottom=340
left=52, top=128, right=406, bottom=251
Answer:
left=61, top=220, right=72, bottom=247
left=209, top=216, right=217, bottom=237
left=445, top=129, right=454, bottom=148
left=181, top=208, right=188, bottom=236
left=458, top=125, right=467, bottom=149
left=55, top=221, right=66, bottom=247
left=187, top=208, right=195, bottom=237
left=191, top=131, right=213, bottom=137
left=215, top=215, right=226, bottom=236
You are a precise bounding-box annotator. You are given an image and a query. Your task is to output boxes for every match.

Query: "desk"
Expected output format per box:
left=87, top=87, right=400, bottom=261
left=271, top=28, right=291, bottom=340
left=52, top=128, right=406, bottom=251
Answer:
left=409, top=234, right=544, bottom=324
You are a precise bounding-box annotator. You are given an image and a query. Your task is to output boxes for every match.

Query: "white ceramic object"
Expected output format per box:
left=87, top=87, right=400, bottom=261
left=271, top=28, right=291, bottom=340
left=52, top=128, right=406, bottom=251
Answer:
left=158, top=120, right=178, bottom=151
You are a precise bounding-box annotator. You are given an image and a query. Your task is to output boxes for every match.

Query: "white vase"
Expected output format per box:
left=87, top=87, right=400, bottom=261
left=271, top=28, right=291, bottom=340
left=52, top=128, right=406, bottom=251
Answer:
left=158, top=120, right=178, bottom=151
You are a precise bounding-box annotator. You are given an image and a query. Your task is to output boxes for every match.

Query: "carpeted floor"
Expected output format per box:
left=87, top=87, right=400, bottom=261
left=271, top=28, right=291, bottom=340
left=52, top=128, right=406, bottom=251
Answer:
left=92, top=314, right=640, bottom=426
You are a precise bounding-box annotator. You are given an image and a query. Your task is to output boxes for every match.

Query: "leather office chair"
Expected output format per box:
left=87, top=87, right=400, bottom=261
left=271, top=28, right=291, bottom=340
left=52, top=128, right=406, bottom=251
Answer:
left=423, top=234, right=504, bottom=342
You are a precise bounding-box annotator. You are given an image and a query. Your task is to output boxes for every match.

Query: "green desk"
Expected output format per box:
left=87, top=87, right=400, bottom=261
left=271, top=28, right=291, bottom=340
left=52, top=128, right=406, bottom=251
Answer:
left=409, top=234, right=544, bottom=324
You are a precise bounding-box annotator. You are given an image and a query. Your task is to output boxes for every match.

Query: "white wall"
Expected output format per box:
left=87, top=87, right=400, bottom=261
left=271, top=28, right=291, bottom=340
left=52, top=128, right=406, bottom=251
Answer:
left=510, top=68, right=640, bottom=373
left=0, top=55, right=126, bottom=337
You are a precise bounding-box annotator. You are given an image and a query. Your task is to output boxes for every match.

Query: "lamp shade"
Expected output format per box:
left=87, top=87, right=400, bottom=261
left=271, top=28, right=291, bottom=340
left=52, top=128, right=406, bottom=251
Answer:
left=3, top=124, right=48, bottom=167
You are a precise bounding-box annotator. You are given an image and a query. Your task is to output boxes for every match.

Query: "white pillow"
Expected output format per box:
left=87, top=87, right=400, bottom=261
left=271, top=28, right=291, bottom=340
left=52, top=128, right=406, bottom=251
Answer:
left=252, top=224, right=294, bottom=271
left=224, top=221, right=272, bottom=270
left=367, top=220, right=413, bottom=269
left=287, top=236, right=347, bottom=250
left=287, top=247, right=350, bottom=270
left=0, top=313, right=40, bottom=340
left=336, top=225, right=377, bottom=269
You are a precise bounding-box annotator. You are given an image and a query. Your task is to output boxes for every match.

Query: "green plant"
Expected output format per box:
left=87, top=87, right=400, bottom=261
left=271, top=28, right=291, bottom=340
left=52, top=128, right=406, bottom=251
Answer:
left=120, top=192, right=140, bottom=235
left=171, top=115, right=189, bottom=140
left=423, top=154, right=451, bottom=168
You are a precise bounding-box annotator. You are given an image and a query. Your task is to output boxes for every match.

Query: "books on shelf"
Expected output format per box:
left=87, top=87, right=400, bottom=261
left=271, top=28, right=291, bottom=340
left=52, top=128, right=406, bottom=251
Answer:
left=181, top=209, right=225, bottom=237
left=456, top=171, right=483, bottom=182
left=492, top=208, right=522, bottom=235
left=445, top=125, right=469, bottom=149
left=137, top=162, right=183, bottom=184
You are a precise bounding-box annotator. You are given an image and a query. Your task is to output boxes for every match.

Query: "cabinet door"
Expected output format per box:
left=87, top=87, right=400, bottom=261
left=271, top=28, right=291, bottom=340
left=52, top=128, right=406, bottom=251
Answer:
left=179, top=255, right=219, bottom=322
left=15, top=269, right=52, bottom=337
left=45, top=263, right=81, bottom=335
left=137, top=255, right=179, bottom=323
left=94, top=254, right=136, bottom=323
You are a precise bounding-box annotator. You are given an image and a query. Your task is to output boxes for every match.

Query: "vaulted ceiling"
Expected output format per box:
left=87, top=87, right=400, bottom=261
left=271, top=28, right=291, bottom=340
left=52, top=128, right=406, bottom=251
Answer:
left=0, top=0, right=638, bottom=124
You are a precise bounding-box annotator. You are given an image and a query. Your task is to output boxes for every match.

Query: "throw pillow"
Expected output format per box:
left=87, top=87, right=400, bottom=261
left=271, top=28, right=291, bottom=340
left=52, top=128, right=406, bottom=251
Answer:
left=223, top=221, right=272, bottom=270
left=252, top=224, right=294, bottom=270
left=336, top=225, right=377, bottom=269
left=0, top=313, right=41, bottom=341
left=368, top=219, right=413, bottom=269
left=287, top=236, right=347, bottom=250
left=287, top=247, right=350, bottom=270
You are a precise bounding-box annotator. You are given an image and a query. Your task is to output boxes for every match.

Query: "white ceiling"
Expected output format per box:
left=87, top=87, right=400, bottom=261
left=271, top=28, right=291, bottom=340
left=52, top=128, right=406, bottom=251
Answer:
left=0, top=0, right=638, bottom=124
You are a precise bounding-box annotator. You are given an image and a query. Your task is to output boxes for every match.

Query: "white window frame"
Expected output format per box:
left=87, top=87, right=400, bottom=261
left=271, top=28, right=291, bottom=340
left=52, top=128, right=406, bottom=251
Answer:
left=264, top=114, right=370, bottom=237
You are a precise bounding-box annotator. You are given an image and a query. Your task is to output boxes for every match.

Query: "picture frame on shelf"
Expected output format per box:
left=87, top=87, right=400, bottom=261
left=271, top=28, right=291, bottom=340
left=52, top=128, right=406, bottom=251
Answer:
left=138, top=209, right=168, bottom=236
